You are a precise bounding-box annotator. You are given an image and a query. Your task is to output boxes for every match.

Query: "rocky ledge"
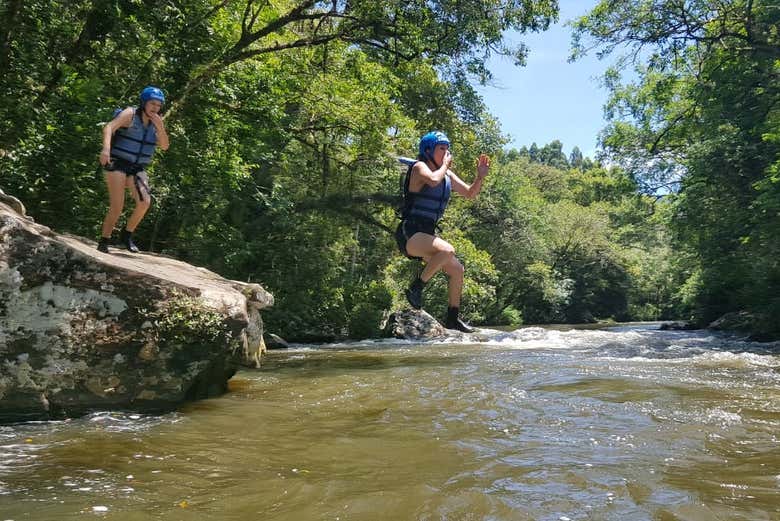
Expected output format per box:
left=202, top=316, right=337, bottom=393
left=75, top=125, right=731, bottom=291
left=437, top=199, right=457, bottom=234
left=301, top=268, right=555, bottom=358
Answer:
left=0, top=197, right=273, bottom=422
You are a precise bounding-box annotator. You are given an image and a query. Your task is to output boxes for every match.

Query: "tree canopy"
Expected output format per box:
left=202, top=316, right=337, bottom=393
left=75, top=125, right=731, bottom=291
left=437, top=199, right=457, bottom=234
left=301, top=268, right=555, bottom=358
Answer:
left=573, top=0, right=780, bottom=333
left=0, top=0, right=720, bottom=339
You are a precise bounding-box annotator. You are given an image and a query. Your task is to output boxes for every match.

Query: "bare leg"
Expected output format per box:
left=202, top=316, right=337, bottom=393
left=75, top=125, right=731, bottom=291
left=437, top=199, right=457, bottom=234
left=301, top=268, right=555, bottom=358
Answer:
left=124, top=175, right=151, bottom=232
left=406, top=234, right=456, bottom=282
left=441, top=255, right=473, bottom=332
left=442, top=255, right=465, bottom=307
left=403, top=233, right=459, bottom=309
left=101, top=171, right=127, bottom=238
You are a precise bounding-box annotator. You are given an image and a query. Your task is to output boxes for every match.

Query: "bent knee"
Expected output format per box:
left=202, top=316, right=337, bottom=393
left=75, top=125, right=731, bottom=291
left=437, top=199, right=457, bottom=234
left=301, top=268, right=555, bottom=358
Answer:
left=433, top=240, right=456, bottom=256
left=444, top=257, right=464, bottom=276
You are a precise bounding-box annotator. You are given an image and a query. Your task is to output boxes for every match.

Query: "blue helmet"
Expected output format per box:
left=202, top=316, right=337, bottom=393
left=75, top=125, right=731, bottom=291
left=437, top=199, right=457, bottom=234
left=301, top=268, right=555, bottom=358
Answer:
left=418, top=131, right=450, bottom=161
left=140, top=86, right=165, bottom=106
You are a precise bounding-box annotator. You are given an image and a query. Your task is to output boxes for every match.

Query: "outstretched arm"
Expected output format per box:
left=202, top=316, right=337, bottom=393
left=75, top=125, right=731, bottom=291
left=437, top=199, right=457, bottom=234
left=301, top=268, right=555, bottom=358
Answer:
left=450, top=154, right=491, bottom=199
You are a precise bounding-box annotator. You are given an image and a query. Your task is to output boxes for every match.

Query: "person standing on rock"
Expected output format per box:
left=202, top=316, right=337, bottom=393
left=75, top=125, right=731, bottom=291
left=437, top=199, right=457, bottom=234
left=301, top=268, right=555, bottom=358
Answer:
left=97, top=86, right=169, bottom=253
left=395, top=131, right=491, bottom=333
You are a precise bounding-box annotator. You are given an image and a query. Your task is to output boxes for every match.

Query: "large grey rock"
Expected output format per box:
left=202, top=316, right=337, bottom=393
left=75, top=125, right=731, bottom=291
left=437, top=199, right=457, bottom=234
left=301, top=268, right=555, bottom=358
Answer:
left=708, top=311, right=776, bottom=341
left=383, top=309, right=448, bottom=339
left=0, top=200, right=273, bottom=422
left=708, top=311, right=760, bottom=332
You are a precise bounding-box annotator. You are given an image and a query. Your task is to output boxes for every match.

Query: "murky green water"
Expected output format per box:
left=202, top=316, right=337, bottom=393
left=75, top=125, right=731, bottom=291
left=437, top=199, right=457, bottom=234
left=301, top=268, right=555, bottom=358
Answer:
left=2, top=325, right=779, bottom=520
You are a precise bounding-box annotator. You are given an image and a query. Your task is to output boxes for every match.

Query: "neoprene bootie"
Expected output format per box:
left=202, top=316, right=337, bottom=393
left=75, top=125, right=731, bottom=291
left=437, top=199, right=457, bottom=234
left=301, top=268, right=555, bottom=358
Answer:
left=122, top=229, right=140, bottom=253
left=405, top=277, right=426, bottom=310
left=97, top=237, right=110, bottom=253
left=445, top=306, right=475, bottom=333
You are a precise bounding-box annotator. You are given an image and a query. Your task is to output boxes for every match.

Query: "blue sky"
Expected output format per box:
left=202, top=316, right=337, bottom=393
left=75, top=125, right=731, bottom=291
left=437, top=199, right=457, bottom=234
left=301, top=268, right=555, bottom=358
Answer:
left=473, top=0, right=612, bottom=159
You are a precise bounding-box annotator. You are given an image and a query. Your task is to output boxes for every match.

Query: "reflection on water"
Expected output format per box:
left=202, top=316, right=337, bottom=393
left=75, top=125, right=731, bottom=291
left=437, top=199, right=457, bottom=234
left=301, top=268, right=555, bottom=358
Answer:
left=1, top=325, right=779, bottom=520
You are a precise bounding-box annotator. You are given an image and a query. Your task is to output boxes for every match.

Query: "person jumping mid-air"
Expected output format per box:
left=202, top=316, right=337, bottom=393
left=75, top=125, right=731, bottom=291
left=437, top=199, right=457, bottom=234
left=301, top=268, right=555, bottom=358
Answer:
left=395, top=131, right=491, bottom=333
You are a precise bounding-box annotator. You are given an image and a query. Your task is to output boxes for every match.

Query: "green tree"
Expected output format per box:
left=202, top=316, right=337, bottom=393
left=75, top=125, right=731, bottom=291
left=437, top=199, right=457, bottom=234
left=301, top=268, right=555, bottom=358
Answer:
left=0, top=0, right=562, bottom=339
left=569, top=146, right=583, bottom=170
left=573, top=0, right=780, bottom=330
left=538, top=139, right=569, bottom=169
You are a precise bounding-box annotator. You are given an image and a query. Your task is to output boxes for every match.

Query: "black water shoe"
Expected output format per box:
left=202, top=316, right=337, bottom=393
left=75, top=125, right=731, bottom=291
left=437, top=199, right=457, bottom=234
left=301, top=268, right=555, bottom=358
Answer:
left=122, top=229, right=140, bottom=253
left=97, top=237, right=110, bottom=253
left=405, top=277, right=425, bottom=310
left=445, top=306, right=475, bottom=333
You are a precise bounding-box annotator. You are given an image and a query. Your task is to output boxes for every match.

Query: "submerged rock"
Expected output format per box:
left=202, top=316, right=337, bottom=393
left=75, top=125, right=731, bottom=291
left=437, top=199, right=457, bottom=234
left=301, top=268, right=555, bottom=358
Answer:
left=0, top=199, right=273, bottom=422
left=659, top=321, right=697, bottom=331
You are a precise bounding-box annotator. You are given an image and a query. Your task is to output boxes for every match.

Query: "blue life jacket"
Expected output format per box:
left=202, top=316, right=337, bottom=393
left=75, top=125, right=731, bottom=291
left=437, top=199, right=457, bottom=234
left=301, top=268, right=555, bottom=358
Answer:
left=402, top=161, right=451, bottom=223
left=110, top=108, right=158, bottom=166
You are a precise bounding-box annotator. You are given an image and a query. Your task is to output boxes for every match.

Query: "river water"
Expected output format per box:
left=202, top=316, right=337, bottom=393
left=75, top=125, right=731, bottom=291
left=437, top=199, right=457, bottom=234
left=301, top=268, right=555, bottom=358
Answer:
left=1, top=324, right=779, bottom=520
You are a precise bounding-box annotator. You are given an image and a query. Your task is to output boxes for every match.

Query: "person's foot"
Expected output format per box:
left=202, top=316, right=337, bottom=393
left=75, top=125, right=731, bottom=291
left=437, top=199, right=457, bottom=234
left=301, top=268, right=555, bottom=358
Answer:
left=405, top=278, right=425, bottom=309
left=445, top=306, right=475, bottom=333
left=121, top=229, right=140, bottom=253
left=97, top=237, right=110, bottom=253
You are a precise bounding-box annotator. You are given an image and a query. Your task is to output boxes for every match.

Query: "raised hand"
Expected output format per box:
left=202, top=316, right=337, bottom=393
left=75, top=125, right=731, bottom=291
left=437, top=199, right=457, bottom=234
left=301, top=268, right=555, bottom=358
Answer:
left=443, top=149, right=453, bottom=170
left=477, top=154, right=490, bottom=178
left=148, top=111, right=165, bottom=130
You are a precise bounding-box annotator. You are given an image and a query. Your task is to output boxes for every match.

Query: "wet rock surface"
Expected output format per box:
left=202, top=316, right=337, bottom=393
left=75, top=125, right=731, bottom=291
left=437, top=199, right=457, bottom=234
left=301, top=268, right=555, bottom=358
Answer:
left=383, top=309, right=449, bottom=340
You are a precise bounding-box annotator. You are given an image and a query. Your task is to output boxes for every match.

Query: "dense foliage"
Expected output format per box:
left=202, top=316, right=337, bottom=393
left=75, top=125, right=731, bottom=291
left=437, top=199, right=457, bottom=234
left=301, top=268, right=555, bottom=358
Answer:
left=2, top=0, right=686, bottom=340
left=573, top=0, right=780, bottom=335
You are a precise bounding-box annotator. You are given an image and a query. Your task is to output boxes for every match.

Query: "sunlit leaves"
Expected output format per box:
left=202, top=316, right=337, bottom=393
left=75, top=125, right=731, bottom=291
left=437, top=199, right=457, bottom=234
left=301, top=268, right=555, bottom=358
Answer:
left=574, top=0, right=780, bottom=328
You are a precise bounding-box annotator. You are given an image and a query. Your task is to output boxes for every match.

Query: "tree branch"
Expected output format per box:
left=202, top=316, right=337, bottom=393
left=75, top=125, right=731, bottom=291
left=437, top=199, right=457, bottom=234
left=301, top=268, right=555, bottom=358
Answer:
left=295, top=193, right=398, bottom=234
left=649, top=102, right=697, bottom=154
left=229, top=33, right=344, bottom=63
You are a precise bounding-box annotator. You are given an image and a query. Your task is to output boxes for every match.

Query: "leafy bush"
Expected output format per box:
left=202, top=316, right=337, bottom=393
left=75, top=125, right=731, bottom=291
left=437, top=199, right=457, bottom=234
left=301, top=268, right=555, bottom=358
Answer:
left=346, top=282, right=393, bottom=339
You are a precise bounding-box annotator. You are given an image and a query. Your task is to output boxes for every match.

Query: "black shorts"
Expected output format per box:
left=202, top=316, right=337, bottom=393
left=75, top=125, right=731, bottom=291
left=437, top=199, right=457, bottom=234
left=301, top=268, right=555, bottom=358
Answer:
left=104, top=158, right=151, bottom=201
left=395, top=217, right=436, bottom=259
left=105, top=157, right=145, bottom=176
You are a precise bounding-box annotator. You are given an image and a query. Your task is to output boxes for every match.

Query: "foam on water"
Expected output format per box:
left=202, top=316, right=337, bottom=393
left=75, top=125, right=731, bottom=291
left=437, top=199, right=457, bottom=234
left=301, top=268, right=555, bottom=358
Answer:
left=303, top=325, right=780, bottom=371
left=83, top=411, right=183, bottom=433
left=689, top=350, right=780, bottom=368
